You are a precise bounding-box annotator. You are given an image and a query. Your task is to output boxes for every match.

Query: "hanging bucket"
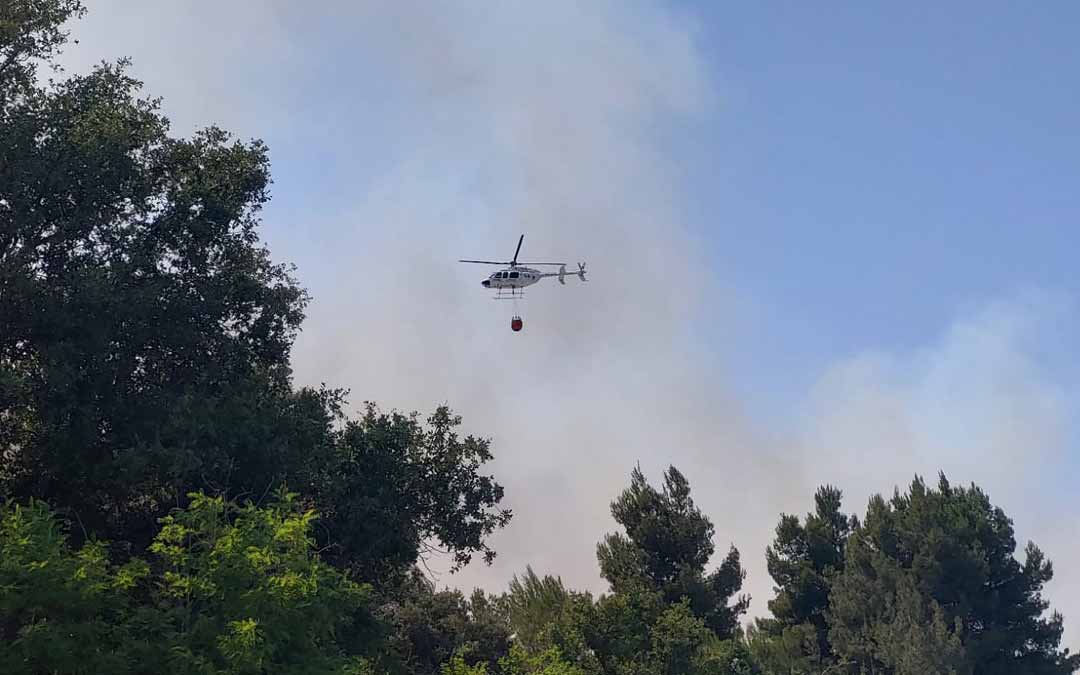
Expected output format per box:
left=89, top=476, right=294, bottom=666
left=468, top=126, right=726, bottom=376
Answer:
left=510, top=315, right=523, bottom=332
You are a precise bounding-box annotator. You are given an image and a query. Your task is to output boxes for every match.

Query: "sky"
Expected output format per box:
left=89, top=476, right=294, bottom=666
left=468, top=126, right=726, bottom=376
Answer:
left=62, top=1, right=1080, bottom=644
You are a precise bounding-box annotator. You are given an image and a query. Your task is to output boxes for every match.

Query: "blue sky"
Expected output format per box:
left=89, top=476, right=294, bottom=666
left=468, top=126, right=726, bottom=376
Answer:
left=676, top=2, right=1080, bottom=415
left=64, top=0, right=1080, bottom=640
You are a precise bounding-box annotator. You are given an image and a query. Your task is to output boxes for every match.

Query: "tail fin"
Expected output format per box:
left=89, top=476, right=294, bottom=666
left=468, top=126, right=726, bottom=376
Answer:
left=577, top=262, right=587, bottom=281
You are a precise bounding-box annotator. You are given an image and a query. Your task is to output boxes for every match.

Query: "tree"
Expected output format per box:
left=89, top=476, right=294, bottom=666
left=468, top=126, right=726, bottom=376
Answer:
left=585, top=466, right=752, bottom=675
left=311, top=405, right=512, bottom=585
left=1, top=0, right=309, bottom=541
left=0, top=498, right=143, bottom=674
left=0, top=491, right=379, bottom=674
left=827, top=474, right=1079, bottom=675
left=498, top=568, right=600, bottom=673
left=586, top=594, right=757, bottom=675
left=753, top=485, right=855, bottom=672
left=503, top=567, right=574, bottom=654
left=500, top=645, right=586, bottom=675
left=596, top=465, right=748, bottom=638
left=0, top=1, right=511, bottom=586
left=0, top=0, right=85, bottom=94
left=441, top=652, right=490, bottom=675
left=377, top=570, right=511, bottom=675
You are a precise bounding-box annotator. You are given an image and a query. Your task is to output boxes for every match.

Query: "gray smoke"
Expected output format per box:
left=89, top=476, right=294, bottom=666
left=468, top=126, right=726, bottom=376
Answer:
left=62, top=1, right=1079, bottom=643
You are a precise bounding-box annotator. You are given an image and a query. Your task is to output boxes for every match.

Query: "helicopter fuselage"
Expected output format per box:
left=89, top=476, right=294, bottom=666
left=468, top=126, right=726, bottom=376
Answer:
left=481, top=266, right=543, bottom=289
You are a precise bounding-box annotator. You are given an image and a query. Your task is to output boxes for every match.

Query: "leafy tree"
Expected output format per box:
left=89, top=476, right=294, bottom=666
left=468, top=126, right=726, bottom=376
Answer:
left=596, top=465, right=748, bottom=638
left=0, top=498, right=144, bottom=674
left=753, top=485, right=855, bottom=672
left=827, top=474, right=1078, bottom=675
left=875, top=573, right=967, bottom=675
left=500, top=644, right=585, bottom=675
left=1, top=0, right=307, bottom=542
left=503, top=567, right=574, bottom=654
left=497, top=570, right=599, bottom=673
left=0, top=0, right=511, bottom=587
left=311, top=405, right=512, bottom=585
left=827, top=534, right=968, bottom=675
left=585, top=467, right=754, bottom=675
left=647, top=601, right=725, bottom=675
left=702, top=636, right=762, bottom=675
left=377, top=570, right=510, bottom=675
left=0, top=491, right=378, bottom=674
left=746, top=622, right=822, bottom=675
left=148, top=489, right=377, bottom=674
left=0, top=0, right=85, bottom=93
left=587, top=594, right=756, bottom=675
left=441, top=651, right=490, bottom=675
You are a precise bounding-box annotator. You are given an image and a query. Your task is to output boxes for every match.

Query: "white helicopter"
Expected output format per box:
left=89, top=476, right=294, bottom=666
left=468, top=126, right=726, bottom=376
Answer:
left=459, top=234, right=586, bottom=299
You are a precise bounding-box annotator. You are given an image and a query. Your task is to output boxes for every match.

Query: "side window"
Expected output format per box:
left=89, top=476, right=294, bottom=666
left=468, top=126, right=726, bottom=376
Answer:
left=501, top=271, right=509, bottom=279
left=509, top=271, right=519, bottom=279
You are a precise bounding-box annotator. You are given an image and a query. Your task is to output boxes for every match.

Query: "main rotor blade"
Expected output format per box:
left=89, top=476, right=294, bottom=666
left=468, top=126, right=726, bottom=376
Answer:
left=512, top=234, right=524, bottom=266
left=515, top=262, right=568, bottom=266
left=458, top=260, right=510, bottom=265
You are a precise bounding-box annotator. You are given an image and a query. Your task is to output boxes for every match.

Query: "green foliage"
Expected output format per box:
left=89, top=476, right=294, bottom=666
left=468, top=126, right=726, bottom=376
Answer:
left=503, top=567, right=574, bottom=654
left=498, top=571, right=599, bottom=674
left=0, top=492, right=376, bottom=674
left=583, top=467, right=758, bottom=675
left=3, top=7, right=1080, bottom=675
left=314, top=405, right=513, bottom=584
left=702, top=635, right=763, bottom=675
left=827, top=474, right=1079, bottom=675
left=500, top=644, right=584, bottom=675
left=148, top=489, right=376, bottom=674
left=0, top=1, right=510, bottom=590
left=752, top=485, right=855, bottom=671
left=0, top=32, right=308, bottom=543
left=0, top=498, right=139, bottom=674
left=586, top=594, right=756, bottom=675
left=597, top=466, right=748, bottom=639
left=0, top=0, right=85, bottom=92
left=441, top=651, right=489, bottom=675
left=377, top=571, right=510, bottom=675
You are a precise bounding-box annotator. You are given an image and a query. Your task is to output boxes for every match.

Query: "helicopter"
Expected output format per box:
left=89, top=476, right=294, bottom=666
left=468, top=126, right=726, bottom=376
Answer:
left=459, top=235, right=586, bottom=331
left=459, top=234, right=587, bottom=299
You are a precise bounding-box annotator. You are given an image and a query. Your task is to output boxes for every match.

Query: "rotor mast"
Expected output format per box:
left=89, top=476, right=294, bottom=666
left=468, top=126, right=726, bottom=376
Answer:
left=511, top=234, right=523, bottom=267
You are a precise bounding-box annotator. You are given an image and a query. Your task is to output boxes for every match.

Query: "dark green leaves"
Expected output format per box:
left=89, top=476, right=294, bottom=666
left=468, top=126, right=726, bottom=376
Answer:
left=0, top=0, right=85, bottom=93
left=598, top=465, right=748, bottom=639
left=827, top=474, right=1078, bottom=675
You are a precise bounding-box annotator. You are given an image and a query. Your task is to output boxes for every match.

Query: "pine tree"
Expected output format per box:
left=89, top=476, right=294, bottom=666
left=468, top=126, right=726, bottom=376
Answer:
left=828, top=474, right=1078, bottom=675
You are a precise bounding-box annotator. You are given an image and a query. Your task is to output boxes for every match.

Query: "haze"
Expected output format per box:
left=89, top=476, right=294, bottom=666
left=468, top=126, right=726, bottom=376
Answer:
left=62, top=1, right=1080, bottom=643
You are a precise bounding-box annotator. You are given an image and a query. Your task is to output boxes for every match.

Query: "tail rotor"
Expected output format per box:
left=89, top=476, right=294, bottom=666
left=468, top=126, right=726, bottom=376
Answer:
left=577, top=262, right=587, bottom=281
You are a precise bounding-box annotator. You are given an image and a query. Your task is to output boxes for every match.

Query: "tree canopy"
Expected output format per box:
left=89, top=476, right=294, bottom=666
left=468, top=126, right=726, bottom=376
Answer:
left=1, top=4, right=1077, bottom=674
left=826, top=474, right=1078, bottom=675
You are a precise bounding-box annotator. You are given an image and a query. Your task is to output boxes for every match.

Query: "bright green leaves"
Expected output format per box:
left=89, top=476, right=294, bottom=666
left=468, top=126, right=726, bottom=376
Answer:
left=219, top=618, right=271, bottom=673
left=500, top=645, right=584, bottom=675
left=0, top=498, right=135, bottom=675
left=0, top=493, right=376, bottom=675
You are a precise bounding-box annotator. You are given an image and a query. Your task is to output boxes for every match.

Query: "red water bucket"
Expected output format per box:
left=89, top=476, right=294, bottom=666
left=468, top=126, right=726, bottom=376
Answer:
left=511, top=316, right=523, bottom=332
